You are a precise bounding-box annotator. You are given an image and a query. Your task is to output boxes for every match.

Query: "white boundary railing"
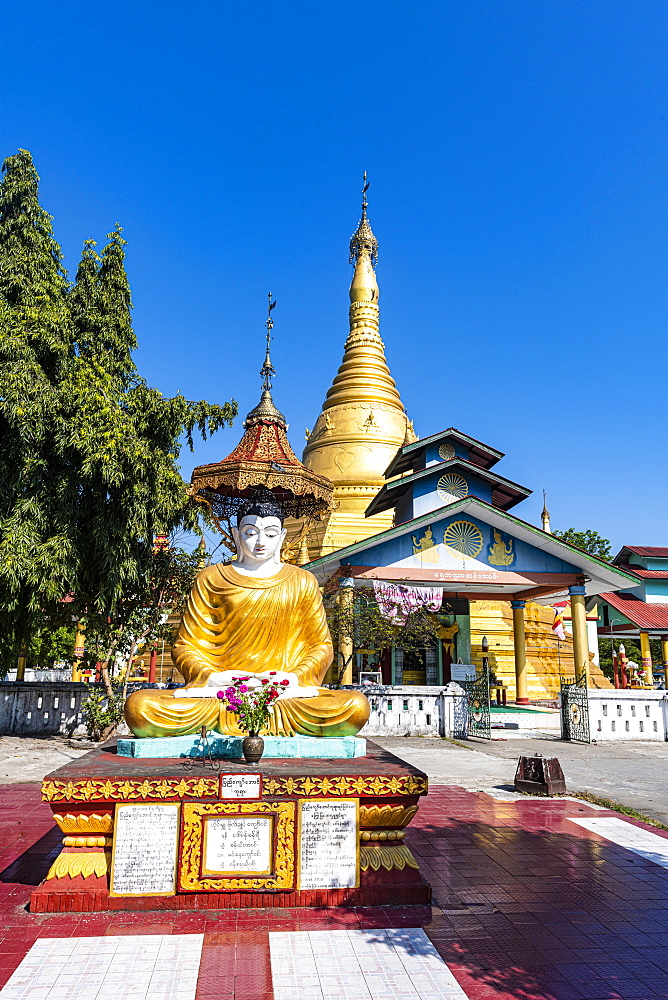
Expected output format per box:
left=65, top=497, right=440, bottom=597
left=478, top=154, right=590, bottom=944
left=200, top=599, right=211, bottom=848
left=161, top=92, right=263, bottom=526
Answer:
left=584, top=689, right=668, bottom=741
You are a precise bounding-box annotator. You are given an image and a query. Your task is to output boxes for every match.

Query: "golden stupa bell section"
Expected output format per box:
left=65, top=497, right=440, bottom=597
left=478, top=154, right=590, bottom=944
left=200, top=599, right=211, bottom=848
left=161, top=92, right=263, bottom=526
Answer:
left=303, top=181, right=416, bottom=558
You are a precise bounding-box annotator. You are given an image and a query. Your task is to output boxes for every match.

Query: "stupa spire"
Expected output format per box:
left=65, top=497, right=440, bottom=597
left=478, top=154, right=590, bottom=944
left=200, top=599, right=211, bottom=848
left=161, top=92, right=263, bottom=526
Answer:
left=541, top=491, right=552, bottom=533
left=349, top=172, right=378, bottom=268
left=311, top=174, right=404, bottom=413
left=301, top=176, right=416, bottom=557
left=244, top=293, right=286, bottom=428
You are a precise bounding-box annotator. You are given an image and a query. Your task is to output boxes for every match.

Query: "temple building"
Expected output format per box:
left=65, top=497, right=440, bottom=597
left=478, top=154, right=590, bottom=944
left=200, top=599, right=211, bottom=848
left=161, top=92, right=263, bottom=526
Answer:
left=302, top=184, right=632, bottom=699
left=593, top=546, right=668, bottom=685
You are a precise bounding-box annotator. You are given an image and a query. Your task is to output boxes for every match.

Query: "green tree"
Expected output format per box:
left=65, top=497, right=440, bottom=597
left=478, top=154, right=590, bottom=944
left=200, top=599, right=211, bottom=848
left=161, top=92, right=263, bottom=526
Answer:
left=27, top=622, right=77, bottom=670
left=553, top=528, right=612, bottom=561
left=0, top=150, right=74, bottom=667
left=323, top=583, right=444, bottom=687
left=0, top=149, right=236, bottom=673
left=82, top=543, right=203, bottom=699
left=598, top=636, right=663, bottom=683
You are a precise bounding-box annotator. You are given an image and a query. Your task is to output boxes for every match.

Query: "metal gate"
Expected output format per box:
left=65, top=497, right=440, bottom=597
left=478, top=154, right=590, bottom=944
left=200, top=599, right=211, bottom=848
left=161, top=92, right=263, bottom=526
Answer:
left=560, top=673, right=590, bottom=743
left=464, top=664, right=491, bottom=740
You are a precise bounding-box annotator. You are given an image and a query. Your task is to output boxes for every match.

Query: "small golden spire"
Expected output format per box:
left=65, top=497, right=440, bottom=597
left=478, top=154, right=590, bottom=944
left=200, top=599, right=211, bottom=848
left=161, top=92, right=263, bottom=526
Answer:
left=260, top=292, right=277, bottom=392
left=541, top=490, right=551, bottom=534
left=349, top=171, right=378, bottom=267
left=244, top=294, right=286, bottom=427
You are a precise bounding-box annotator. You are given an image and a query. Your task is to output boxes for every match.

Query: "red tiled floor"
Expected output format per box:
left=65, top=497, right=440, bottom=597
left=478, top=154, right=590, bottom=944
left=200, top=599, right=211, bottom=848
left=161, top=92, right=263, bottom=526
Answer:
left=3, top=782, right=668, bottom=998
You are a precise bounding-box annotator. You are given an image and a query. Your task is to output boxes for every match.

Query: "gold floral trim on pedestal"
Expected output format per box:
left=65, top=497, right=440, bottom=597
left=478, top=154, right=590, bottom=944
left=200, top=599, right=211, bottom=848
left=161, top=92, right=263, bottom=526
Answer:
left=360, top=845, right=419, bottom=872
left=262, top=774, right=427, bottom=798
left=43, top=774, right=427, bottom=803
left=46, top=852, right=110, bottom=880
left=53, top=813, right=114, bottom=834
left=42, top=777, right=219, bottom=803
left=359, top=804, right=418, bottom=828
left=62, top=836, right=111, bottom=847
left=179, top=801, right=295, bottom=892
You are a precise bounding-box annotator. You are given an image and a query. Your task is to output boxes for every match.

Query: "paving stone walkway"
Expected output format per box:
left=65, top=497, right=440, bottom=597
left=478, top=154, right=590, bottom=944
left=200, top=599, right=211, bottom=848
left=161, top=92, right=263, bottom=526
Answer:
left=3, top=780, right=668, bottom=999
left=375, top=736, right=668, bottom=826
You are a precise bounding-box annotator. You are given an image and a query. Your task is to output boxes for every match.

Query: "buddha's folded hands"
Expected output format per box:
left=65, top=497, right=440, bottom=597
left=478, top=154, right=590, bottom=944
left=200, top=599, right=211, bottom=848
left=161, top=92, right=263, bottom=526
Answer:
left=173, top=668, right=319, bottom=700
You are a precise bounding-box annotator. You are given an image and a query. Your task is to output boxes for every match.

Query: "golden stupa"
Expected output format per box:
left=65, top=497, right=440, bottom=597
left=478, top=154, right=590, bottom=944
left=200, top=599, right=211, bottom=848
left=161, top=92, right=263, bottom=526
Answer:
left=301, top=176, right=416, bottom=558
left=302, top=182, right=610, bottom=700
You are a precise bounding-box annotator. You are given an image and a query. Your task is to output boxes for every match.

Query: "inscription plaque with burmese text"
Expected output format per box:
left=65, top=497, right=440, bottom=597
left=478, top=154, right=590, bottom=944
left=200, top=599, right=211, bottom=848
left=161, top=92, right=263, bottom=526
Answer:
left=203, top=815, right=273, bottom=876
left=298, top=799, right=358, bottom=890
left=110, top=803, right=179, bottom=896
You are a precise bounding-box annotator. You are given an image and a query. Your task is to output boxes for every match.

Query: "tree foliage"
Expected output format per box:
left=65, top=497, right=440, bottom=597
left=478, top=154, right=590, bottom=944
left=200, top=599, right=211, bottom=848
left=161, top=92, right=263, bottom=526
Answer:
left=553, top=528, right=612, bottom=561
left=0, top=150, right=236, bottom=672
left=598, top=637, right=663, bottom=684
left=27, top=623, right=77, bottom=670
left=82, top=543, right=204, bottom=695
left=323, top=583, right=443, bottom=686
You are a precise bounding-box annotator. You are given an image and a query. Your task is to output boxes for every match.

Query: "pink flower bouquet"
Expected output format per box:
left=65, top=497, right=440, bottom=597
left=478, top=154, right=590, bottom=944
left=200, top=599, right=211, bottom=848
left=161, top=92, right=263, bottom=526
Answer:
left=217, top=674, right=282, bottom=736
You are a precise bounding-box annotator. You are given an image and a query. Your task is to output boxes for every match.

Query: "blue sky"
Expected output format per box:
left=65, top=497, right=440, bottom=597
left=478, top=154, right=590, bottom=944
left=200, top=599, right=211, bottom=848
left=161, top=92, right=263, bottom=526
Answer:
left=3, top=0, right=666, bottom=553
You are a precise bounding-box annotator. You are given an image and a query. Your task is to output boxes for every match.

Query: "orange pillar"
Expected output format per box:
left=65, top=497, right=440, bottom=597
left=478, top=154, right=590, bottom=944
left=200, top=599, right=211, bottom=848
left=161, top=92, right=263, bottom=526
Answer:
left=148, top=645, right=157, bottom=683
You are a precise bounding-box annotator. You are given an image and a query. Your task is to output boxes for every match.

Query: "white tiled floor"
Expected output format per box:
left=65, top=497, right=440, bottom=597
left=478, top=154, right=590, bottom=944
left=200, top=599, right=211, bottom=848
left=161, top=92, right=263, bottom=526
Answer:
left=0, top=935, right=203, bottom=1000
left=568, top=815, right=668, bottom=868
left=269, top=928, right=467, bottom=1000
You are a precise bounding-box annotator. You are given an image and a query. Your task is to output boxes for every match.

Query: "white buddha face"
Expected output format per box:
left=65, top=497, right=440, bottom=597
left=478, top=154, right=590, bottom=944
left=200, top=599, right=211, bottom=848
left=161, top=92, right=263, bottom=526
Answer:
left=232, top=514, right=286, bottom=566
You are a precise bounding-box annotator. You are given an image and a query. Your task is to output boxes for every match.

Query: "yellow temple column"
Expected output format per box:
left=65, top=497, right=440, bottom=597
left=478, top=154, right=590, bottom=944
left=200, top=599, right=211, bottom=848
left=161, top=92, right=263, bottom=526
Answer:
left=569, top=586, right=590, bottom=686
left=639, top=631, right=653, bottom=687
left=16, top=641, right=27, bottom=681
left=337, top=578, right=355, bottom=686
left=72, top=624, right=85, bottom=683
left=510, top=600, right=529, bottom=705
left=661, top=636, right=668, bottom=689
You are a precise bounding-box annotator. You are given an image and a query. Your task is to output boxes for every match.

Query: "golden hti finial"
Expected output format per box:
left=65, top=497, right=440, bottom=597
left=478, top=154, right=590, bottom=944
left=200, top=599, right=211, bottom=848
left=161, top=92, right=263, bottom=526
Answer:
left=243, top=293, right=286, bottom=428
left=349, top=171, right=378, bottom=267
left=261, top=292, right=277, bottom=392
left=541, top=490, right=551, bottom=534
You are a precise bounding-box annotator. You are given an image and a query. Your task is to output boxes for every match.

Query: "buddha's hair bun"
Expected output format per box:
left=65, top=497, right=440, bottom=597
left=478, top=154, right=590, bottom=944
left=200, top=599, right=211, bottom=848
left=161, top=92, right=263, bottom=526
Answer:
left=236, top=486, right=285, bottom=526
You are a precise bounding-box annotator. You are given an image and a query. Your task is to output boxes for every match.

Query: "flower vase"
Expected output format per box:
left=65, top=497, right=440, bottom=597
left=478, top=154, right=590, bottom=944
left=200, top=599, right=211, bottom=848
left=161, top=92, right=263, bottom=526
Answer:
left=242, top=734, right=264, bottom=764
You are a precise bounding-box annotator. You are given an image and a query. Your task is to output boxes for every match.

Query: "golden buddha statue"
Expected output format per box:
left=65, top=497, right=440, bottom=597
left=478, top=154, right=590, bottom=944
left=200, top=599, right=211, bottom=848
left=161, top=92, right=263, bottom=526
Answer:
left=124, top=489, right=370, bottom=739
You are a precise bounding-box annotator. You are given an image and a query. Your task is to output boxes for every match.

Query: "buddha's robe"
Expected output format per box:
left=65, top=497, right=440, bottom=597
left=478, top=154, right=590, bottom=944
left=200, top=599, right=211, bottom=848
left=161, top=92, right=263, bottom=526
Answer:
left=124, top=562, right=369, bottom=738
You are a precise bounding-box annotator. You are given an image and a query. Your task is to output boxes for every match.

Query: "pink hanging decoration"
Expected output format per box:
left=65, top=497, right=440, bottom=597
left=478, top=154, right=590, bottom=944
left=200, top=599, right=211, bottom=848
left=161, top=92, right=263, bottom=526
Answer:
left=372, top=581, right=442, bottom=622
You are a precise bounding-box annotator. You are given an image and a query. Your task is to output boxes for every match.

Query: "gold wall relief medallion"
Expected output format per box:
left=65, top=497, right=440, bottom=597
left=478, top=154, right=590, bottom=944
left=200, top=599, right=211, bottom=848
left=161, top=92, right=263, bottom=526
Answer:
left=443, top=520, right=484, bottom=559
left=436, top=473, right=468, bottom=503
left=179, top=801, right=295, bottom=892
left=334, top=450, right=357, bottom=474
